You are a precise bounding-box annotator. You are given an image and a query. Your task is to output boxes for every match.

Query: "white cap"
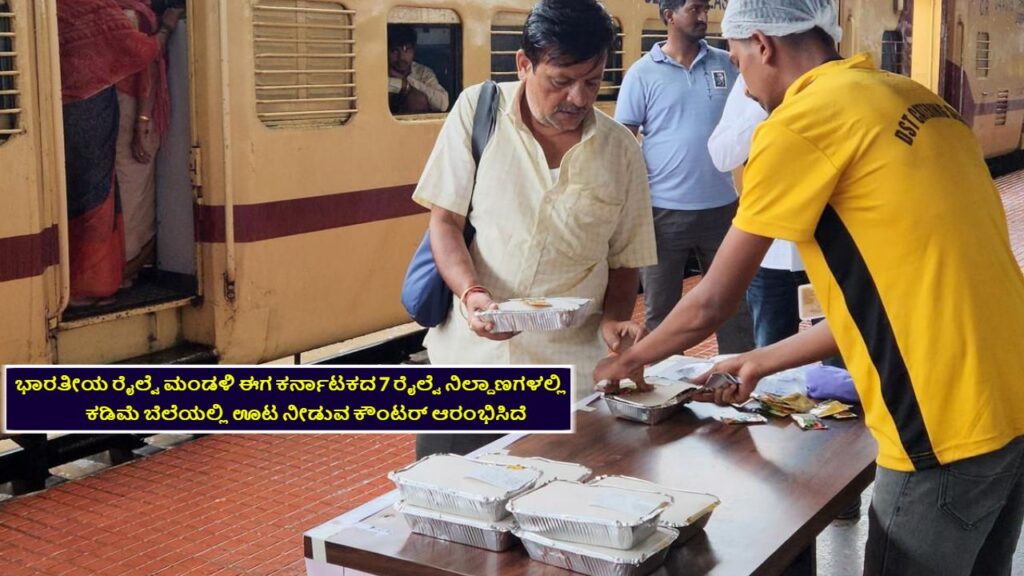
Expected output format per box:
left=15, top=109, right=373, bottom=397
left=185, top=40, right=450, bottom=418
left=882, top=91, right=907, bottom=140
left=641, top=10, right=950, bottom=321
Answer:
left=721, top=0, right=843, bottom=44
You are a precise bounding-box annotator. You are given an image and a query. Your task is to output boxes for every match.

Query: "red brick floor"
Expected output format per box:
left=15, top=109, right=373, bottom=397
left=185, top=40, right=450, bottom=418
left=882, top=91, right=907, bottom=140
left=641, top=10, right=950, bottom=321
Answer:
left=1, top=170, right=1022, bottom=576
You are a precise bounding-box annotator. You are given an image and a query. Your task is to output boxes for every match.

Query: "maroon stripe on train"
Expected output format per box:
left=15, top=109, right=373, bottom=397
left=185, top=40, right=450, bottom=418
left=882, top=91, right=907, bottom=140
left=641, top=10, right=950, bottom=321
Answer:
left=194, top=183, right=425, bottom=243
left=0, top=225, right=60, bottom=282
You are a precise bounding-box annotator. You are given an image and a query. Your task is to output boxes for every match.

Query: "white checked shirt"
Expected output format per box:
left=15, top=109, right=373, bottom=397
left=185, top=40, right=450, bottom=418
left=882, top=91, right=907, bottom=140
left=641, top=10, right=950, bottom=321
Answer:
left=413, top=81, right=656, bottom=398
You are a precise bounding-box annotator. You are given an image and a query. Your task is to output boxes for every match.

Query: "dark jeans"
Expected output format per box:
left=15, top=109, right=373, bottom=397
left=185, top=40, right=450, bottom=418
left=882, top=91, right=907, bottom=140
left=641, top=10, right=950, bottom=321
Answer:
left=643, top=203, right=754, bottom=354
left=746, top=267, right=847, bottom=370
left=746, top=267, right=809, bottom=348
left=865, top=436, right=1024, bottom=575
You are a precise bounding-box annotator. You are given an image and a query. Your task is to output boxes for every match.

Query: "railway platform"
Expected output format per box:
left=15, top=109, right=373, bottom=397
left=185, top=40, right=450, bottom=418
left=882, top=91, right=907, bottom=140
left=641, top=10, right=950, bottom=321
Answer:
left=1, top=169, right=1023, bottom=576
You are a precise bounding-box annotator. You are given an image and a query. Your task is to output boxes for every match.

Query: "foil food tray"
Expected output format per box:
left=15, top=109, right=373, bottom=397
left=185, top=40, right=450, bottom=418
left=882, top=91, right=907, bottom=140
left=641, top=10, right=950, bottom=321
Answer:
left=603, top=381, right=696, bottom=425
left=476, top=298, right=593, bottom=332
left=588, top=475, right=719, bottom=546
left=395, top=501, right=517, bottom=552
left=472, top=453, right=592, bottom=484
left=515, top=526, right=678, bottom=576
left=388, top=454, right=541, bottom=522
left=643, top=355, right=714, bottom=382
left=506, top=480, right=672, bottom=549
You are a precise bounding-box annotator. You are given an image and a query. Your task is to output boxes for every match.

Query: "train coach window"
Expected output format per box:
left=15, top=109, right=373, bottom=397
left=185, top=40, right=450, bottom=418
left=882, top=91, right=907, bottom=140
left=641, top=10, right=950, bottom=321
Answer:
left=0, top=2, right=21, bottom=144
left=995, top=90, right=1009, bottom=126
left=492, top=11, right=623, bottom=102
left=641, top=19, right=726, bottom=54
left=976, top=32, right=990, bottom=78
left=641, top=19, right=667, bottom=57
left=490, top=11, right=527, bottom=83
left=253, top=0, right=357, bottom=128
left=388, top=7, right=461, bottom=118
left=881, top=31, right=904, bottom=75
left=598, top=18, right=625, bottom=102
left=704, top=28, right=727, bottom=51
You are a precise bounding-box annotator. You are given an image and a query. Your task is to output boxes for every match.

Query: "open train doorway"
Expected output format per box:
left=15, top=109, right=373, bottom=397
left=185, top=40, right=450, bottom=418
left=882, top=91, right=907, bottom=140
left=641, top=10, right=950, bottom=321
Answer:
left=58, top=0, right=197, bottom=323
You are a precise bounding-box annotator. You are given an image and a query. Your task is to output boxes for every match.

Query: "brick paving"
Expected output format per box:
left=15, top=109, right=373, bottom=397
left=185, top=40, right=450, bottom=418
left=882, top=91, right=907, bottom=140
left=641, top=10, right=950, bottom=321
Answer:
left=1, top=171, right=1022, bottom=575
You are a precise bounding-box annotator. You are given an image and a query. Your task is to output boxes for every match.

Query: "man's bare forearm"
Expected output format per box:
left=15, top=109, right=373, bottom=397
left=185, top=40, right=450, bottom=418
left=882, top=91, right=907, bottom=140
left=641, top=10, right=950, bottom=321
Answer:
left=602, top=268, right=639, bottom=322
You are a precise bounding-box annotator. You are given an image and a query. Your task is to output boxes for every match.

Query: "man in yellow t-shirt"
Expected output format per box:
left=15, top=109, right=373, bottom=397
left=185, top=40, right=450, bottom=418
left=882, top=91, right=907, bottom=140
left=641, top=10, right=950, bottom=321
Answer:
left=594, top=0, right=1024, bottom=573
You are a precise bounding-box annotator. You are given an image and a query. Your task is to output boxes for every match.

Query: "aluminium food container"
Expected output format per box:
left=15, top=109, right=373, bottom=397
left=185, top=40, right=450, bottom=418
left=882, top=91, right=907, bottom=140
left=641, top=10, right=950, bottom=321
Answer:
left=388, top=454, right=541, bottom=522
left=472, top=453, right=592, bottom=484
left=588, top=475, right=719, bottom=546
left=395, top=501, right=517, bottom=552
left=515, top=526, right=678, bottom=576
left=643, top=355, right=714, bottom=382
left=476, top=297, right=593, bottom=332
left=506, top=480, right=672, bottom=549
left=603, top=381, right=697, bottom=425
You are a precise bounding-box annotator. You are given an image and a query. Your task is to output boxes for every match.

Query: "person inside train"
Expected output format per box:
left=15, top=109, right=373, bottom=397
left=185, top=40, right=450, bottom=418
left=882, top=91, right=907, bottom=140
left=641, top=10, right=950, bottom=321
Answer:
left=411, top=0, right=656, bottom=458
left=594, top=0, right=1024, bottom=573
left=114, top=0, right=178, bottom=290
left=56, top=0, right=183, bottom=308
left=387, top=24, right=449, bottom=115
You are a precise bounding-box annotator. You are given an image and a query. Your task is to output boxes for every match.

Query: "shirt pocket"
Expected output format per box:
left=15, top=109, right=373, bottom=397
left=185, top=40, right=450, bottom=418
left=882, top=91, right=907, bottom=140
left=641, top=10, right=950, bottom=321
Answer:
left=548, top=185, right=623, bottom=263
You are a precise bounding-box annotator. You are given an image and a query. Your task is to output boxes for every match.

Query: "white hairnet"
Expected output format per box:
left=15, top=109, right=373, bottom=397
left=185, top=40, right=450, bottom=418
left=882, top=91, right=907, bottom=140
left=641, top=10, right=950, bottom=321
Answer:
left=721, top=0, right=843, bottom=44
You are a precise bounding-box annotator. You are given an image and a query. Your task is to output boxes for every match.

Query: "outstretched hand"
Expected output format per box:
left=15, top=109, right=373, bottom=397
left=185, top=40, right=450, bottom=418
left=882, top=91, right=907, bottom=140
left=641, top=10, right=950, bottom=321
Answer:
left=690, top=353, right=763, bottom=405
left=594, top=320, right=652, bottom=394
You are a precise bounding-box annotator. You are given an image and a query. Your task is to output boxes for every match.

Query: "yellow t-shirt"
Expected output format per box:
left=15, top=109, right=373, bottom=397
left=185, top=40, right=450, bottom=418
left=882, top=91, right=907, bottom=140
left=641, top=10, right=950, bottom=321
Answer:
left=734, top=53, right=1024, bottom=472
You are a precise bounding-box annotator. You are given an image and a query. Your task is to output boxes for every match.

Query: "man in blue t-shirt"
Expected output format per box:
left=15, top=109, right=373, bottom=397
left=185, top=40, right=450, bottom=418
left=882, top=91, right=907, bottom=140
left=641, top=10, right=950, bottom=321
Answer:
left=615, top=0, right=753, bottom=352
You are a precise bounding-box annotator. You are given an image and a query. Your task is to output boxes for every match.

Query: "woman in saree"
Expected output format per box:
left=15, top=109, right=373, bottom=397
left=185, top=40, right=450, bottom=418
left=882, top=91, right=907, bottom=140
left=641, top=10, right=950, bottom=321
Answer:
left=56, top=0, right=181, bottom=306
left=114, top=0, right=172, bottom=288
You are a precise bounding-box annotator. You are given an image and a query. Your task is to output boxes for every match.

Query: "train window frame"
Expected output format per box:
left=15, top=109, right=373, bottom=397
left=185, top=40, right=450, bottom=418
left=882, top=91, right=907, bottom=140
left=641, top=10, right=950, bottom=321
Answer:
left=976, top=32, right=990, bottom=78
left=490, top=11, right=527, bottom=84
left=387, top=7, right=462, bottom=121
left=641, top=18, right=667, bottom=57
left=596, top=17, right=625, bottom=102
left=0, top=1, right=22, bottom=144
left=995, top=90, right=1009, bottom=126
left=252, top=0, right=357, bottom=129
left=881, top=30, right=904, bottom=75
left=640, top=19, right=726, bottom=55
left=491, top=11, right=626, bottom=103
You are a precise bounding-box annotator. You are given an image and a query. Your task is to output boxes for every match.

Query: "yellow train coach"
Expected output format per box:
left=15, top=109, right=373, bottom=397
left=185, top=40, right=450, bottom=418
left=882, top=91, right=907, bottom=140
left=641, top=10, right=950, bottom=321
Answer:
left=0, top=0, right=1021, bottom=367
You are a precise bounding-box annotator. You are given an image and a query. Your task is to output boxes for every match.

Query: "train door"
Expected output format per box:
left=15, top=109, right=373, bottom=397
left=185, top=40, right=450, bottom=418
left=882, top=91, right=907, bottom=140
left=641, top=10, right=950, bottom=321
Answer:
left=0, top=0, right=62, bottom=364
left=56, top=3, right=198, bottom=328
left=939, top=0, right=968, bottom=116
left=49, top=0, right=201, bottom=364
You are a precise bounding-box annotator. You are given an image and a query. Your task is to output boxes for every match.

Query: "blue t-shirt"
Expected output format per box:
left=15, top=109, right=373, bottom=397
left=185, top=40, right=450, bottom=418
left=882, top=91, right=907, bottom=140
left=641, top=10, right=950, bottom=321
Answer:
left=615, top=41, right=738, bottom=210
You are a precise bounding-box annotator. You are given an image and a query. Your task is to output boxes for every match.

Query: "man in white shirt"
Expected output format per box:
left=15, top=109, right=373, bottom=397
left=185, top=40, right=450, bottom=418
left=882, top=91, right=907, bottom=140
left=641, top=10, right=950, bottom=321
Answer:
left=387, top=24, right=450, bottom=114
left=708, top=75, right=807, bottom=348
left=412, top=0, right=656, bottom=458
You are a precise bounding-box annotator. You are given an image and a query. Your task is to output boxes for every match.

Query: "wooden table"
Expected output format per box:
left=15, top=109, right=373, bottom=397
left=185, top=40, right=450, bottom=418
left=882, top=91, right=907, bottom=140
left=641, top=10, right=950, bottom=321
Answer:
left=305, top=399, right=877, bottom=576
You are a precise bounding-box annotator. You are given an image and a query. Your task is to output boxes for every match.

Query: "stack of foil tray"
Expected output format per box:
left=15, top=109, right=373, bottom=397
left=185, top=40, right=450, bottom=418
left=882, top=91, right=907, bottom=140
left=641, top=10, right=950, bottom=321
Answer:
left=395, top=501, right=517, bottom=552
left=515, top=526, right=678, bottom=576
left=388, top=454, right=541, bottom=522
left=603, top=380, right=698, bottom=425
left=472, top=454, right=593, bottom=485
left=588, top=475, right=719, bottom=546
left=506, top=480, right=673, bottom=549
left=476, top=297, right=593, bottom=332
